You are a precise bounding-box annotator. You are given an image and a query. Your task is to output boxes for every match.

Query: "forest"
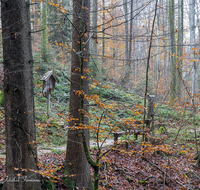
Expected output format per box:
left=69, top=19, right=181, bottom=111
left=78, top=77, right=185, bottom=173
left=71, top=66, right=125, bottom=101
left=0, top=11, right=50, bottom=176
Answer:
left=0, top=0, right=200, bottom=189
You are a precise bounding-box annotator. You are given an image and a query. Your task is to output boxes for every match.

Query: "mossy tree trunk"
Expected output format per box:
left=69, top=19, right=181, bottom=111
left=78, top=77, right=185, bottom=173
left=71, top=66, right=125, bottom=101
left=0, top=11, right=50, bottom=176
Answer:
left=1, top=0, right=41, bottom=189
left=65, top=0, right=92, bottom=189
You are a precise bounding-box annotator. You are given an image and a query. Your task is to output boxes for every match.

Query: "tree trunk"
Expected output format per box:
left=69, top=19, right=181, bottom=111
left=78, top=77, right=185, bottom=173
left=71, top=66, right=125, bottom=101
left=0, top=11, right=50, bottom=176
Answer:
left=65, top=0, right=92, bottom=189
left=33, top=1, right=40, bottom=47
left=41, top=1, right=48, bottom=63
left=156, top=0, right=160, bottom=81
left=177, top=0, right=183, bottom=99
left=169, top=0, right=176, bottom=102
left=113, top=4, right=118, bottom=81
left=122, top=0, right=133, bottom=84
left=163, top=0, right=168, bottom=84
left=122, top=0, right=129, bottom=85
left=134, top=0, right=138, bottom=85
left=92, top=0, right=98, bottom=76
left=189, top=0, right=196, bottom=97
left=128, top=0, right=133, bottom=64
left=1, top=0, right=41, bottom=189
left=197, top=1, right=200, bottom=98
left=102, top=0, right=105, bottom=63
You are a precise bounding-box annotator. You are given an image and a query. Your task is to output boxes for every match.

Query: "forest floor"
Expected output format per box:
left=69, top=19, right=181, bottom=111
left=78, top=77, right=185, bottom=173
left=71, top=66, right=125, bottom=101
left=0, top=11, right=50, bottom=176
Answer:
left=1, top=77, right=200, bottom=189
left=1, top=127, right=200, bottom=190
left=36, top=135, right=200, bottom=190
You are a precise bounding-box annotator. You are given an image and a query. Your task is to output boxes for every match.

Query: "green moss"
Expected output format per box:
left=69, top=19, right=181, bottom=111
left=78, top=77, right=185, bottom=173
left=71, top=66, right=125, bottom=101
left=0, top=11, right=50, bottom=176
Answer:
left=65, top=167, right=75, bottom=190
left=41, top=177, right=55, bottom=190
left=0, top=90, right=4, bottom=107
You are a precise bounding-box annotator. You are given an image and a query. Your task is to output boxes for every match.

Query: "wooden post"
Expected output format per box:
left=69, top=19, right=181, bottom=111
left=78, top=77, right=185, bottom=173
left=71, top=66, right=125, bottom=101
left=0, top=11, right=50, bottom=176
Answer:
left=47, top=90, right=51, bottom=118
left=147, top=95, right=155, bottom=136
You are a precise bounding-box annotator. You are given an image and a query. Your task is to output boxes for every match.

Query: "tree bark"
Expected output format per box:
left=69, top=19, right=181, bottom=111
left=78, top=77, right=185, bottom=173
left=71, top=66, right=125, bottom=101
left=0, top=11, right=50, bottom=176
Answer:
left=92, top=0, right=98, bottom=76
left=1, top=0, right=41, bottom=189
left=177, top=0, right=183, bottom=99
left=169, top=0, right=176, bottom=102
left=113, top=3, right=118, bottom=81
left=33, top=1, right=40, bottom=47
left=197, top=1, right=200, bottom=99
left=65, top=0, right=92, bottom=189
left=163, top=0, right=168, bottom=84
left=189, top=0, right=196, bottom=97
left=122, top=0, right=131, bottom=85
left=41, top=1, right=48, bottom=63
left=134, top=0, right=138, bottom=85
left=123, top=0, right=129, bottom=71
left=102, top=0, right=105, bottom=63
left=128, top=0, right=133, bottom=64
left=156, top=0, right=160, bottom=81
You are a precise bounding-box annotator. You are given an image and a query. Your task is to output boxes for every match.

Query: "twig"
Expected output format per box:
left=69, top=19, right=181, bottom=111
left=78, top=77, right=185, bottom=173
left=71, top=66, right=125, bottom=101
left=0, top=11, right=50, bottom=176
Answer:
left=142, top=0, right=158, bottom=152
left=163, top=168, right=166, bottom=190
left=145, top=158, right=186, bottom=188
left=29, top=29, right=44, bottom=33
left=28, top=3, right=37, bottom=5
left=113, top=163, right=158, bottom=189
left=144, top=176, right=158, bottom=190
left=174, top=105, right=186, bottom=141
left=97, top=112, right=104, bottom=151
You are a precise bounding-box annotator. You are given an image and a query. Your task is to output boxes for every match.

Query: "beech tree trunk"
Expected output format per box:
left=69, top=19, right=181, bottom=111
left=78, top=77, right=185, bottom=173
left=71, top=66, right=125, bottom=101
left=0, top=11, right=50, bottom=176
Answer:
left=113, top=3, right=118, bottom=80
left=65, top=0, right=92, bottom=189
left=92, top=0, right=98, bottom=76
left=102, top=0, right=105, bottom=63
left=197, top=1, right=200, bottom=98
left=123, top=0, right=129, bottom=67
left=189, top=0, right=196, bottom=97
left=177, top=0, right=183, bottom=99
left=41, top=0, right=48, bottom=63
left=122, top=0, right=131, bottom=85
left=163, top=0, right=168, bottom=83
left=156, top=0, right=160, bottom=81
left=134, top=0, right=138, bottom=85
left=128, top=0, right=133, bottom=67
left=1, top=0, right=40, bottom=189
left=169, top=0, right=176, bottom=102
